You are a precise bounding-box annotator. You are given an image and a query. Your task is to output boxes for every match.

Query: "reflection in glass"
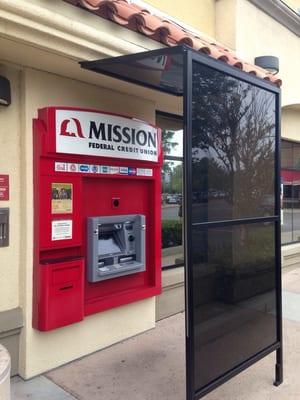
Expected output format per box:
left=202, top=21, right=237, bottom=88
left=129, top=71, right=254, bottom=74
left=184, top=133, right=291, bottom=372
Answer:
left=157, top=113, right=183, bottom=158
left=192, top=63, right=276, bottom=223
left=282, top=188, right=293, bottom=243
left=158, top=113, right=184, bottom=268
left=162, top=131, right=183, bottom=159
left=292, top=179, right=300, bottom=242
left=83, top=51, right=184, bottom=95
left=161, top=160, right=184, bottom=267
left=293, top=145, right=300, bottom=169
left=192, top=223, right=277, bottom=391
left=281, top=141, right=293, bottom=169
left=281, top=169, right=300, bottom=243
left=281, top=140, right=300, bottom=244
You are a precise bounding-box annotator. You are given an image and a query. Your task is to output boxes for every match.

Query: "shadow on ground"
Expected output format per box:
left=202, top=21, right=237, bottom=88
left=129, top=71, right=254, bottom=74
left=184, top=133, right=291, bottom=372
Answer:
left=44, top=267, right=300, bottom=400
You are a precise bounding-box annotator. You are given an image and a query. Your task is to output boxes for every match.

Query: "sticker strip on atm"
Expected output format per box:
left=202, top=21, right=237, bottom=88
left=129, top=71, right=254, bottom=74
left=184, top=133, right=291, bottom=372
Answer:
left=109, top=166, right=120, bottom=175
left=55, top=162, right=152, bottom=177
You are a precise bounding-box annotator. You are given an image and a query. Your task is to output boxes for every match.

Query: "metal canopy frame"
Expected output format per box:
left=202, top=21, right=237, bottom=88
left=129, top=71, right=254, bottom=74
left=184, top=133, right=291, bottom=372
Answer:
left=80, top=45, right=283, bottom=400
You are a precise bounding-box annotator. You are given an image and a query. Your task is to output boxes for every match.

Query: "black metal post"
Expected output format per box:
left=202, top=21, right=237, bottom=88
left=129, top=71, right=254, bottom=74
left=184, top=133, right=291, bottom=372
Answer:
left=183, top=48, right=194, bottom=400
left=274, top=91, right=283, bottom=387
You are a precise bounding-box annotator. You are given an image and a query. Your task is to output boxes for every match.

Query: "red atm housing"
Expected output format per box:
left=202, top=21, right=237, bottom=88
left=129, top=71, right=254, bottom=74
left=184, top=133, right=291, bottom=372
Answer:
left=33, top=107, right=162, bottom=331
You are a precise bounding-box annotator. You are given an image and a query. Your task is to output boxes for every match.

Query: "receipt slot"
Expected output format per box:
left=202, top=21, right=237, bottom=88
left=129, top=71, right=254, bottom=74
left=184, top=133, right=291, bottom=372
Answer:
left=88, top=214, right=145, bottom=282
left=33, top=107, right=162, bottom=330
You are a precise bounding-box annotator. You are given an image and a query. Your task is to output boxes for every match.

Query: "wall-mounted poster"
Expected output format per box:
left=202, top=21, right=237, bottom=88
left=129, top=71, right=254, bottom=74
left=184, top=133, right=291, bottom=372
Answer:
left=51, top=220, right=73, bottom=241
left=51, top=183, right=73, bottom=214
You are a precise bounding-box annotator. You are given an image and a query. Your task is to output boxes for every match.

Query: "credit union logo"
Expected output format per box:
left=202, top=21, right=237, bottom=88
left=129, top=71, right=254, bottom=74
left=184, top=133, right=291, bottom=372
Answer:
left=60, top=118, right=85, bottom=138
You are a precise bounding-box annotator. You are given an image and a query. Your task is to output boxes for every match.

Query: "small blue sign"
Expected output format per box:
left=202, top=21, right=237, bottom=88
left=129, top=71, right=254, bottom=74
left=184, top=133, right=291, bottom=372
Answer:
left=79, top=164, right=89, bottom=172
left=128, top=167, right=137, bottom=176
left=120, top=167, right=129, bottom=175
left=91, top=165, right=98, bottom=173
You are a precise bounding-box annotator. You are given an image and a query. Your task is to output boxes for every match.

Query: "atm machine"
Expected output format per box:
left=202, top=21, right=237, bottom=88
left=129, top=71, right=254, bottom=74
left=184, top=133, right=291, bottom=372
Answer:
left=87, top=214, right=146, bottom=282
left=32, top=106, right=162, bottom=331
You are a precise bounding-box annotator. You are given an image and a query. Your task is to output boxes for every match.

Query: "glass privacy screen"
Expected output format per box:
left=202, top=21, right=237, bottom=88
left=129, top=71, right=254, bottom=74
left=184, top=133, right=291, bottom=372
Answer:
left=189, top=60, right=279, bottom=396
left=191, top=64, right=276, bottom=223
left=79, top=45, right=282, bottom=400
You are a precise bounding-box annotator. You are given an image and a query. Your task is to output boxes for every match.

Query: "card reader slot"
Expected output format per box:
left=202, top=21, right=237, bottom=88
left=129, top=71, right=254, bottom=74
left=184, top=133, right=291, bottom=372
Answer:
left=119, top=256, right=134, bottom=263
left=118, top=255, right=136, bottom=264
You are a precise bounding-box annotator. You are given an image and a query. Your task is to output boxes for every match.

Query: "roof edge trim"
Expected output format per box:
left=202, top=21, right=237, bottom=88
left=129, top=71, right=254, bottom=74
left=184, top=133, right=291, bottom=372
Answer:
left=248, top=0, right=300, bottom=37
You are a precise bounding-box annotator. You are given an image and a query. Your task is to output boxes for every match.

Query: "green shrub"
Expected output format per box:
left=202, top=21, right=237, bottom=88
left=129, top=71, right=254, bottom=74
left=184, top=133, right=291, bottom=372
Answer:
left=162, top=220, right=182, bottom=248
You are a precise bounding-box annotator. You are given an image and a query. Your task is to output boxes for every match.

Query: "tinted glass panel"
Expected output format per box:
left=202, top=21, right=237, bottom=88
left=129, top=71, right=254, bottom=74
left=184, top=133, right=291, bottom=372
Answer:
left=281, top=141, right=300, bottom=244
left=192, top=222, right=277, bottom=391
left=160, top=118, right=183, bottom=158
left=82, top=50, right=184, bottom=95
left=281, top=141, right=293, bottom=169
left=157, top=113, right=184, bottom=268
left=162, top=160, right=184, bottom=267
left=281, top=173, right=293, bottom=244
left=292, top=175, right=300, bottom=242
left=293, top=145, right=300, bottom=169
left=192, top=63, right=276, bottom=223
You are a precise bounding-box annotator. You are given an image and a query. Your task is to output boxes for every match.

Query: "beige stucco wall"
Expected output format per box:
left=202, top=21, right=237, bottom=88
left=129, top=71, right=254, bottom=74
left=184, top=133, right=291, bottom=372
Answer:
left=283, top=0, right=300, bottom=12
left=16, top=67, right=158, bottom=378
left=144, top=0, right=216, bottom=37
left=216, top=0, right=300, bottom=108
left=282, top=107, right=300, bottom=141
left=233, top=0, right=300, bottom=151
left=0, top=65, right=21, bottom=312
left=235, top=0, right=300, bottom=108
left=216, top=0, right=237, bottom=50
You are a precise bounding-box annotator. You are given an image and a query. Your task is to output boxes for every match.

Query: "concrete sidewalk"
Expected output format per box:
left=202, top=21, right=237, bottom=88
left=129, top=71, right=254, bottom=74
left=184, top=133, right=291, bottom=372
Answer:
left=12, top=266, right=300, bottom=400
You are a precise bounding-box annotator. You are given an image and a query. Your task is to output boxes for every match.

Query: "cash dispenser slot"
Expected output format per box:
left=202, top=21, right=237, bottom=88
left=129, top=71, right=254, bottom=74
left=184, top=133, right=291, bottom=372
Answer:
left=87, top=214, right=146, bottom=282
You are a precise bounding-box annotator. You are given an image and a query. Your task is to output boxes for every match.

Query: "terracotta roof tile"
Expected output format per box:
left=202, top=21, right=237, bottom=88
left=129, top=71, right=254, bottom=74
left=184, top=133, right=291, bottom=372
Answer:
left=128, top=12, right=170, bottom=40
left=178, top=36, right=211, bottom=55
left=66, top=0, right=281, bottom=87
left=159, top=21, right=189, bottom=46
left=108, top=1, right=139, bottom=26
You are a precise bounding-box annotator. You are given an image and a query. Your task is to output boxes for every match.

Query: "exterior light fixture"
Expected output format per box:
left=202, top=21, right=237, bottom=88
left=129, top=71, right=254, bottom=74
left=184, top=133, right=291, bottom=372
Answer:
left=254, top=56, right=279, bottom=75
left=0, top=76, right=11, bottom=106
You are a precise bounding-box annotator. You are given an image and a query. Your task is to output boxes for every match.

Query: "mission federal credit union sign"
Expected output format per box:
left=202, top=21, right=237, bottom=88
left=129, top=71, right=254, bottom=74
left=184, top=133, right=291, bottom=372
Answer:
left=55, top=109, right=159, bottom=162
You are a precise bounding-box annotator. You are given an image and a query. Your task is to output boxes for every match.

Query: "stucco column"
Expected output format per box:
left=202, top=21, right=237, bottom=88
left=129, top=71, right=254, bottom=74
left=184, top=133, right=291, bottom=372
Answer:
left=0, top=345, right=10, bottom=400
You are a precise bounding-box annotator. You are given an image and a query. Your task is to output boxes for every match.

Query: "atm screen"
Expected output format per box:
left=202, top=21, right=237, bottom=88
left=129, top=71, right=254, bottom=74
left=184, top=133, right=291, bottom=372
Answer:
left=98, top=232, right=122, bottom=255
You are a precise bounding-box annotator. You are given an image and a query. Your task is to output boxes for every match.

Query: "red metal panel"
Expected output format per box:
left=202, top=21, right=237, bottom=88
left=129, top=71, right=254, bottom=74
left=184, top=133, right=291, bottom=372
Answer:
left=33, top=258, right=84, bottom=331
left=82, top=176, right=161, bottom=315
